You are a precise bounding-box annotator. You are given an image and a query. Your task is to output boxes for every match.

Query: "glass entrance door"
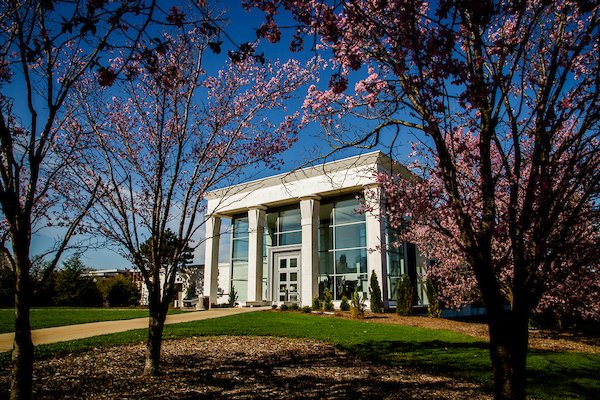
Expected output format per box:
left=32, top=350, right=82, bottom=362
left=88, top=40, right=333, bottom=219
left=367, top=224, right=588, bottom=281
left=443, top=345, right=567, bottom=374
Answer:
left=275, top=252, right=301, bottom=303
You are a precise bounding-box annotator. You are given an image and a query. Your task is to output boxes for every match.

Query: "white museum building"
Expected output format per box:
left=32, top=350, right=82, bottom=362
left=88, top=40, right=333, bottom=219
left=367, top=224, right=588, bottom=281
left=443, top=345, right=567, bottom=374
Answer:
left=203, top=151, right=429, bottom=310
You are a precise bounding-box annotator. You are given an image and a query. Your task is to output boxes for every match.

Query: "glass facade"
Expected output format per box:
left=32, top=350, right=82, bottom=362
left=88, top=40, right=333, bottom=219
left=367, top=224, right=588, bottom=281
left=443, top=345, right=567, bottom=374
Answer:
left=386, top=227, right=406, bottom=301
left=318, top=197, right=368, bottom=300
left=264, top=207, right=302, bottom=247
left=231, top=216, right=249, bottom=301
left=386, top=225, right=427, bottom=306
left=229, top=196, right=425, bottom=308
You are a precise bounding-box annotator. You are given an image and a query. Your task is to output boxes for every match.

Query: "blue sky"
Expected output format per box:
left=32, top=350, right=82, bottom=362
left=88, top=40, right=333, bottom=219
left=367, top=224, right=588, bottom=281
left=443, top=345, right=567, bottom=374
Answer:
left=28, top=1, right=414, bottom=270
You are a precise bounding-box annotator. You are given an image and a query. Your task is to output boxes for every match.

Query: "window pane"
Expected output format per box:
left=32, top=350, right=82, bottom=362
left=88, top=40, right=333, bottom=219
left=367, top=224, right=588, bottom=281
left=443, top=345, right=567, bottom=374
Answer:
left=231, top=280, right=247, bottom=301
left=336, top=275, right=356, bottom=301
left=232, top=238, right=248, bottom=259
left=318, top=251, right=334, bottom=275
left=336, top=274, right=367, bottom=300
left=279, top=208, right=301, bottom=232
left=318, top=275, right=334, bottom=299
left=279, top=231, right=302, bottom=246
left=334, top=223, right=366, bottom=249
left=265, top=213, right=278, bottom=245
left=231, top=260, right=248, bottom=280
left=319, top=202, right=333, bottom=226
left=290, top=258, right=298, bottom=268
left=233, top=217, right=249, bottom=238
left=290, top=272, right=297, bottom=282
left=334, top=198, right=364, bottom=224
left=388, top=277, right=400, bottom=301
left=335, top=249, right=367, bottom=274
left=318, top=226, right=333, bottom=252
left=387, top=252, right=404, bottom=277
left=264, top=229, right=276, bottom=247
left=280, top=259, right=287, bottom=269
left=280, top=272, right=287, bottom=282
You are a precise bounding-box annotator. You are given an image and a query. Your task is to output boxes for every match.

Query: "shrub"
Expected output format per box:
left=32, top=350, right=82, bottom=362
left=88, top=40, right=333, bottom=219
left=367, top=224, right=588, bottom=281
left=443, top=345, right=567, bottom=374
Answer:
left=272, top=304, right=278, bottom=309
left=312, top=295, right=322, bottom=311
left=101, top=274, right=140, bottom=307
left=53, top=254, right=103, bottom=307
left=228, top=286, right=239, bottom=308
left=323, top=287, right=334, bottom=311
left=289, top=303, right=300, bottom=311
left=351, top=287, right=365, bottom=319
left=302, top=306, right=311, bottom=313
left=426, top=278, right=441, bottom=318
left=280, top=304, right=289, bottom=311
left=340, top=295, right=350, bottom=311
left=184, top=281, right=197, bottom=300
left=396, top=274, right=414, bottom=316
left=369, top=271, right=384, bottom=313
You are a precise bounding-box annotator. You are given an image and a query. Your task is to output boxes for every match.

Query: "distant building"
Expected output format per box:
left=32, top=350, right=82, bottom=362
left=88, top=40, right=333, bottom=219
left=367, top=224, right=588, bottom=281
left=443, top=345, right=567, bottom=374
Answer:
left=203, top=151, right=429, bottom=310
left=86, top=269, right=132, bottom=282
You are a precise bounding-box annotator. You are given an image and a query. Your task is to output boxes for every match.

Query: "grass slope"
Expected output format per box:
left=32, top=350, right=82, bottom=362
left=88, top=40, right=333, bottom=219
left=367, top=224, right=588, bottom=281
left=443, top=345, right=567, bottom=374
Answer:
left=2, top=311, right=598, bottom=399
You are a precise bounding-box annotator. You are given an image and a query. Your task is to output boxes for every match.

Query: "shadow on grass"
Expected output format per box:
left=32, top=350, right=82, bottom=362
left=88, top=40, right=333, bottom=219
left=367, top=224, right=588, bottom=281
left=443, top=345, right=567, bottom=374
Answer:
left=526, top=349, right=600, bottom=399
left=343, top=339, right=600, bottom=400
left=339, top=339, right=494, bottom=391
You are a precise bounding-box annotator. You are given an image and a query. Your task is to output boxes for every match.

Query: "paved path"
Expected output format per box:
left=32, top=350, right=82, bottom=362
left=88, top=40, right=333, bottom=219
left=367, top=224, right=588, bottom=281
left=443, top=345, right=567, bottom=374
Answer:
left=0, top=306, right=271, bottom=353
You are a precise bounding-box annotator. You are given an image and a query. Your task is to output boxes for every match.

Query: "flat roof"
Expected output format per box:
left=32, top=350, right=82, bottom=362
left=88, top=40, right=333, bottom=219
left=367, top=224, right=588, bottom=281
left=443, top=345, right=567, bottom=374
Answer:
left=205, top=151, right=410, bottom=200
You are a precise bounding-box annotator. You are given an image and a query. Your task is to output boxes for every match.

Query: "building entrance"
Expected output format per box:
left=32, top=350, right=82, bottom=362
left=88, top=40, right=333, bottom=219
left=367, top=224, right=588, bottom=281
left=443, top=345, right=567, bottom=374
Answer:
left=274, top=252, right=301, bottom=303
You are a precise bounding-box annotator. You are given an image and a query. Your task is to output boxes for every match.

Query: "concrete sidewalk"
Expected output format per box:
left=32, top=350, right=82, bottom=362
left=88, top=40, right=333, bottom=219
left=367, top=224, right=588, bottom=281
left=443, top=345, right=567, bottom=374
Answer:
left=0, top=306, right=271, bottom=353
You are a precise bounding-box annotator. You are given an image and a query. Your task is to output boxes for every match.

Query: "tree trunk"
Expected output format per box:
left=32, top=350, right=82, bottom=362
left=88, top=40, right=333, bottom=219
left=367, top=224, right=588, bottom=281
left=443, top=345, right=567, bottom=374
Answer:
left=487, top=309, right=529, bottom=400
left=143, top=305, right=168, bottom=376
left=11, top=253, right=34, bottom=400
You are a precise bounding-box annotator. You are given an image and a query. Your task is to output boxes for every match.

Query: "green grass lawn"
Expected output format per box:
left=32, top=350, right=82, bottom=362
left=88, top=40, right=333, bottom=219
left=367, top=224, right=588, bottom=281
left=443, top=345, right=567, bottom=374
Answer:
left=2, top=311, right=598, bottom=399
left=0, top=307, right=186, bottom=333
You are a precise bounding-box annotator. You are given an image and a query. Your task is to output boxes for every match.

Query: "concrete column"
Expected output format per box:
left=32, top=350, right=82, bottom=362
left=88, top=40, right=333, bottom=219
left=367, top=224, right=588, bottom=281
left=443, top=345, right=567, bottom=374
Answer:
left=364, top=185, right=388, bottom=308
left=300, top=196, right=320, bottom=307
left=247, top=207, right=266, bottom=302
left=203, top=215, right=222, bottom=307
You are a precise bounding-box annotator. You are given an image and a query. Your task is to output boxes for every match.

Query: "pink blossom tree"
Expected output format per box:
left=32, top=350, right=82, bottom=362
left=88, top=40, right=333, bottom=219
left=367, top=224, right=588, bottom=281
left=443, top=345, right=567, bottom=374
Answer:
left=64, top=27, right=318, bottom=375
left=0, top=1, right=228, bottom=398
left=247, top=1, right=600, bottom=399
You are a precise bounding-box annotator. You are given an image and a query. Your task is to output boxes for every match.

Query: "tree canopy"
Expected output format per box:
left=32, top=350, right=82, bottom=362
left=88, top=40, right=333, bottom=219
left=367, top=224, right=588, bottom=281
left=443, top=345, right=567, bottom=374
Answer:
left=248, top=1, right=600, bottom=399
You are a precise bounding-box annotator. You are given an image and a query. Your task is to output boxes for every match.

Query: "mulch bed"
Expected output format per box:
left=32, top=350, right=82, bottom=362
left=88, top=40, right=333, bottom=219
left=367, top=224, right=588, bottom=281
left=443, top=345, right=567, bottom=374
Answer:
left=1, top=336, right=492, bottom=399
left=1, top=310, right=597, bottom=399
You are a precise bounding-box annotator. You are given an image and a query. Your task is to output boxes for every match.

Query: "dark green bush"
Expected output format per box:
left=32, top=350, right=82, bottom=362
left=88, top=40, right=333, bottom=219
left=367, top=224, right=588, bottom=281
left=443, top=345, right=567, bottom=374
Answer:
left=396, top=274, right=414, bottom=316
left=340, top=295, right=350, bottom=311
left=53, top=254, right=102, bottom=307
left=312, top=296, right=322, bottom=311
left=302, top=306, right=311, bottom=313
left=184, top=281, right=197, bottom=300
left=351, top=287, right=365, bottom=319
left=280, top=304, right=289, bottom=311
left=289, top=304, right=300, bottom=311
left=426, top=278, right=441, bottom=318
left=97, top=274, right=139, bottom=307
left=323, top=287, right=334, bottom=311
left=228, top=286, right=238, bottom=308
left=369, top=271, right=384, bottom=313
